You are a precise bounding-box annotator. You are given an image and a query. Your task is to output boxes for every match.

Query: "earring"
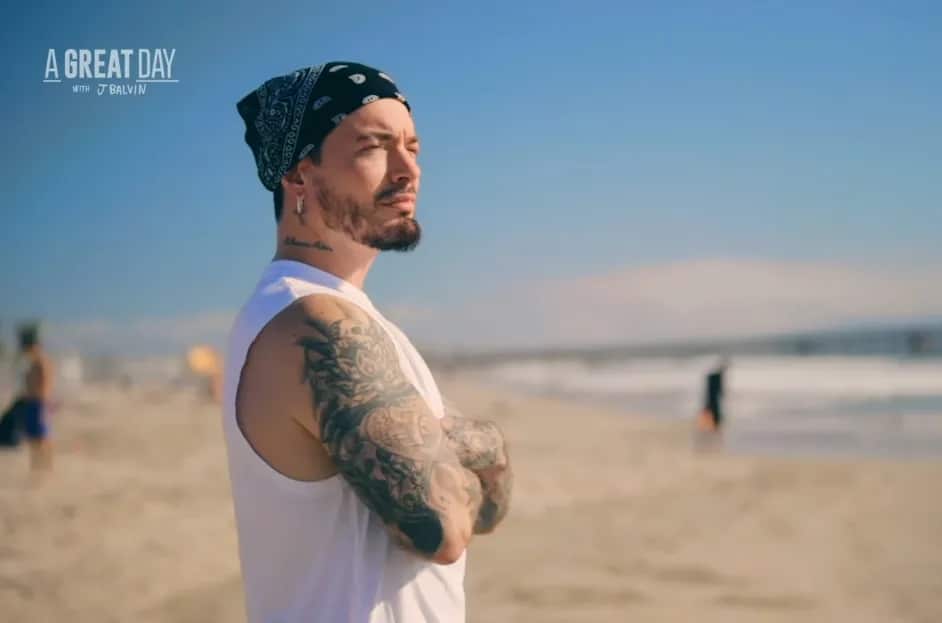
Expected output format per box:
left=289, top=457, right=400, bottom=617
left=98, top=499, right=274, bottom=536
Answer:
left=295, top=195, right=304, bottom=216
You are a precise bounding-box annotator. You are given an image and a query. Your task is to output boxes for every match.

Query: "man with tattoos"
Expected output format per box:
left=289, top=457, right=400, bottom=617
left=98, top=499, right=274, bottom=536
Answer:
left=226, top=62, right=513, bottom=623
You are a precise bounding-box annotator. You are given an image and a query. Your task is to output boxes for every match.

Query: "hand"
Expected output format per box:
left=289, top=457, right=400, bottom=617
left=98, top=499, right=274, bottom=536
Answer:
left=440, top=401, right=513, bottom=534
left=440, top=412, right=508, bottom=472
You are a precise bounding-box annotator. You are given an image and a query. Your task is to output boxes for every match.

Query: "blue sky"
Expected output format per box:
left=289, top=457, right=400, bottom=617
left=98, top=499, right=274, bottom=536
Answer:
left=2, top=1, right=940, bottom=353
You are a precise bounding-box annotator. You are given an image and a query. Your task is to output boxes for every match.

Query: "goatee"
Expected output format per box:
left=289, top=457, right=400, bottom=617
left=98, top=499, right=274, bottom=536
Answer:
left=365, top=217, right=422, bottom=251
left=317, top=182, right=422, bottom=252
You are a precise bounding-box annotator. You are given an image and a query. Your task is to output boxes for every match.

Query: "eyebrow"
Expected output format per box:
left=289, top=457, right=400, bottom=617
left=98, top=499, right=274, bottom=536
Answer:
left=355, top=131, right=420, bottom=145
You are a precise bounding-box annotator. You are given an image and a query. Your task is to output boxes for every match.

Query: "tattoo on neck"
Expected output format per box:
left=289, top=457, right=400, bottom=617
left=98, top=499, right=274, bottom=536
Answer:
left=284, top=236, right=333, bottom=252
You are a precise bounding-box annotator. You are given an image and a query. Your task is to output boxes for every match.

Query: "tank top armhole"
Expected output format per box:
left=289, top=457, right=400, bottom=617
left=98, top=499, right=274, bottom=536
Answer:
left=227, top=302, right=345, bottom=499
left=225, top=279, right=439, bottom=498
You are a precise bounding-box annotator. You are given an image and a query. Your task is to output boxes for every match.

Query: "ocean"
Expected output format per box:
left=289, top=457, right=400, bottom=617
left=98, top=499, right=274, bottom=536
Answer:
left=464, top=325, right=942, bottom=459
left=4, top=324, right=940, bottom=459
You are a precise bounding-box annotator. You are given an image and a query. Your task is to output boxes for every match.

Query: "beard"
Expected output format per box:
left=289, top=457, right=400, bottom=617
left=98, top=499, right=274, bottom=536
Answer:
left=316, top=182, right=421, bottom=252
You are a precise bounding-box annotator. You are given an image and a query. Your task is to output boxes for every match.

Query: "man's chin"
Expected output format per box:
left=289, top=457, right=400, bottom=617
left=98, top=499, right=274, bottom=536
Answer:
left=366, top=218, right=422, bottom=252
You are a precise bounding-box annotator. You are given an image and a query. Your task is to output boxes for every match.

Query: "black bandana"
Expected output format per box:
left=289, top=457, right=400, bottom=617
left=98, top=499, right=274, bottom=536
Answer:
left=237, top=62, right=411, bottom=191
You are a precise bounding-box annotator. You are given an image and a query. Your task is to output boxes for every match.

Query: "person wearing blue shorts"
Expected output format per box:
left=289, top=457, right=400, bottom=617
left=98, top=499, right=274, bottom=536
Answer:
left=14, top=324, right=54, bottom=475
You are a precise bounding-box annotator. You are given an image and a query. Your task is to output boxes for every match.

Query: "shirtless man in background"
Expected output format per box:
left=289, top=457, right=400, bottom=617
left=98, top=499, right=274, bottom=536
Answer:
left=16, top=324, right=54, bottom=475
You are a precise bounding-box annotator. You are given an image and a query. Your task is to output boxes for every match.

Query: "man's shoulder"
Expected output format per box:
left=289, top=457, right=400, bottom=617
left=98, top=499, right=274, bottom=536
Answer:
left=262, top=292, right=372, bottom=342
left=246, top=293, right=381, bottom=370
left=294, top=292, right=371, bottom=323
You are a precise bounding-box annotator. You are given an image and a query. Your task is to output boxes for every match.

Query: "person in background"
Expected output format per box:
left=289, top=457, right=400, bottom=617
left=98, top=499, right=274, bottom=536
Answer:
left=699, top=355, right=729, bottom=434
left=14, top=324, right=55, bottom=475
left=186, top=344, right=222, bottom=404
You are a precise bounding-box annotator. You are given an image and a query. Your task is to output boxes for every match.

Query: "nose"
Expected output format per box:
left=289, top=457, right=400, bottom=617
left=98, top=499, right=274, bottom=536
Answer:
left=388, top=143, right=420, bottom=187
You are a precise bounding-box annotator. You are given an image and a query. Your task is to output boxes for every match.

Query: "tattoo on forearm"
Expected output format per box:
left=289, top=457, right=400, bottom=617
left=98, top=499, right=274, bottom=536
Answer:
left=296, top=301, right=481, bottom=557
left=442, top=415, right=513, bottom=534
left=284, top=236, right=333, bottom=252
left=476, top=495, right=503, bottom=533
left=442, top=417, right=505, bottom=471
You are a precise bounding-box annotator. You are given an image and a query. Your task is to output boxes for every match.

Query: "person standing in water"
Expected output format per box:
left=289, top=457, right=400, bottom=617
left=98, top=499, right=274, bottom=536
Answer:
left=700, top=356, right=729, bottom=433
left=225, top=61, right=513, bottom=623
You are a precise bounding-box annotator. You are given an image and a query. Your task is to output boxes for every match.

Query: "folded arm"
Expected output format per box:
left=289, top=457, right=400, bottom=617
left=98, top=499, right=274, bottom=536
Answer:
left=441, top=413, right=513, bottom=534
left=294, top=296, right=482, bottom=564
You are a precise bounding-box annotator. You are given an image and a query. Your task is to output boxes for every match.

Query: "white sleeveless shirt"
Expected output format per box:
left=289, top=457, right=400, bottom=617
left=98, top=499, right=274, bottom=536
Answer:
left=222, top=260, right=466, bottom=623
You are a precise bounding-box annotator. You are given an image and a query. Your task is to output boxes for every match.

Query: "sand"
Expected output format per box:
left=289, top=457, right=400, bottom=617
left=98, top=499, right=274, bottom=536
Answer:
left=1, top=376, right=940, bottom=622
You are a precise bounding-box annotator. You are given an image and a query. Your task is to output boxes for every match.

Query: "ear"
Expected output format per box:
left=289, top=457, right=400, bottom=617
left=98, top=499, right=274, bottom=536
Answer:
left=281, top=162, right=305, bottom=198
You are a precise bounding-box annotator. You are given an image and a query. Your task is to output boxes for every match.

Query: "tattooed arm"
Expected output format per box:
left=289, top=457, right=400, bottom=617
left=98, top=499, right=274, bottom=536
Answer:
left=440, top=414, right=513, bottom=534
left=294, top=295, right=483, bottom=564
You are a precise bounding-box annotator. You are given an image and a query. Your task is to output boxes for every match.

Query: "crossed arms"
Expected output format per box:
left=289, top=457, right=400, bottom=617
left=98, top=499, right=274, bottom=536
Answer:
left=292, top=295, right=513, bottom=564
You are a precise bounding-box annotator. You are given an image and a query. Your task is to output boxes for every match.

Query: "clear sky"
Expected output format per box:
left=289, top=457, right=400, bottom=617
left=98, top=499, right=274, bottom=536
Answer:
left=2, top=1, right=940, bottom=354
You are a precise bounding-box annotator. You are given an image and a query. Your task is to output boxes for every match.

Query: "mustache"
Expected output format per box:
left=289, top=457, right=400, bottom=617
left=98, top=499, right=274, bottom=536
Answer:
left=375, top=184, right=417, bottom=202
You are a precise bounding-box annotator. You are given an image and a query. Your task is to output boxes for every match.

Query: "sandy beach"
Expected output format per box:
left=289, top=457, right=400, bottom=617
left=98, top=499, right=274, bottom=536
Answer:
left=1, top=375, right=940, bottom=622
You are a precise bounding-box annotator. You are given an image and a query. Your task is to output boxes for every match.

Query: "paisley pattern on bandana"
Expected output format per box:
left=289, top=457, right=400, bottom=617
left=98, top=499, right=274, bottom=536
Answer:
left=237, top=61, right=411, bottom=191
left=246, top=66, right=324, bottom=193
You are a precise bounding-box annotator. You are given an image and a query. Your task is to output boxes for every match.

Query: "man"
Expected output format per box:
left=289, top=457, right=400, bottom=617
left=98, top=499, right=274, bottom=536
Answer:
left=226, top=62, right=513, bottom=623
left=5, top=324, right=55, bottom=472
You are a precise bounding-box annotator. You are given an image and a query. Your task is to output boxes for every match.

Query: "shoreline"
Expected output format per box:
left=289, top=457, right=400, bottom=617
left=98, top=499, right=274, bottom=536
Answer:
left=460, top=370, right=942, bottom=462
